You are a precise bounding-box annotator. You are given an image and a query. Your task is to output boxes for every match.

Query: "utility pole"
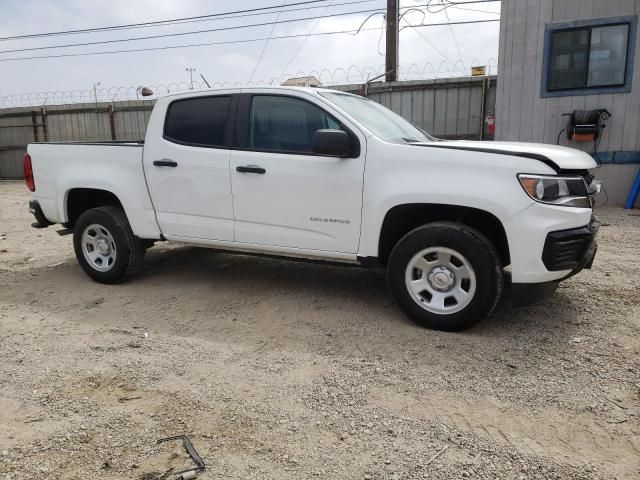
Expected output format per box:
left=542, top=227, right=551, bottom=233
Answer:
left=185, top=67, right=196, bottom=89
left=385, top=0, right=399, bottom=82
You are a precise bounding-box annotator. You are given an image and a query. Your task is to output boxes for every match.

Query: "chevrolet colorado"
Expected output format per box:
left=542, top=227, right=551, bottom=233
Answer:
left=24, top=87, right=600, bottom=331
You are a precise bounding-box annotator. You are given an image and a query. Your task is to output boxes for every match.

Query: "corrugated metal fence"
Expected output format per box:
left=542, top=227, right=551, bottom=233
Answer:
left=334, top=76, right=497, bottom=140
left=0, top=100, right=154, bottom=178
left=0, top=76, right=497, bottom=178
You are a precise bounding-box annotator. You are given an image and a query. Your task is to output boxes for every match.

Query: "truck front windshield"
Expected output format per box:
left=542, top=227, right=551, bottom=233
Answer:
left=320, top=91, right=436, bottom=144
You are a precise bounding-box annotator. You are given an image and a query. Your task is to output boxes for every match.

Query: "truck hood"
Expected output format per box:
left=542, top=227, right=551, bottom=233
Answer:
left=415, top=140, right=597, bottom=171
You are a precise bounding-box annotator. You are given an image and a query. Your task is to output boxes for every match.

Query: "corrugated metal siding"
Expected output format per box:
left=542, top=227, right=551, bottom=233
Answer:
left=0, top=100, right=154, bottom=178
left=496, top=0, right=640, bottom=206
left=351, top=77, right=496, bottom=139
left=1, top=78, right=497, bottom=179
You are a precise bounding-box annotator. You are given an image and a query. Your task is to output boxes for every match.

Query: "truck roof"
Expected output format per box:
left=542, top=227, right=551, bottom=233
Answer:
left=159, top=85, right=352, bottom=100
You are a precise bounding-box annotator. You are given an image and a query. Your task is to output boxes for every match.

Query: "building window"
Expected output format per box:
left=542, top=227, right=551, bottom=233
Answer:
left=542, top=16, right=637, bottom=97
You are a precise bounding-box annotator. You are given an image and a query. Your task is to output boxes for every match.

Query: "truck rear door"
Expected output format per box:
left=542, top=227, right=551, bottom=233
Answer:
left=143, top=94, right=236, bottom=241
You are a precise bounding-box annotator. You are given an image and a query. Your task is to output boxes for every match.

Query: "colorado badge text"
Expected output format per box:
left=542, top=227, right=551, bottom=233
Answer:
left=309, top=217, right=351, bottom=225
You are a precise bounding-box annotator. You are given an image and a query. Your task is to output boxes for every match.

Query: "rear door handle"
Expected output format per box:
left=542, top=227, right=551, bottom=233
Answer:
left=153, top=159, right=178, bottom=167
left=236, top=165, right=266, bottom=174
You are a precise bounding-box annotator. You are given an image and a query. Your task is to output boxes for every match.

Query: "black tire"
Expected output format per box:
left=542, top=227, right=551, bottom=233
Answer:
left=387, top=222, right=503, bottom=331
left=73, top=206, right=144, bottom=284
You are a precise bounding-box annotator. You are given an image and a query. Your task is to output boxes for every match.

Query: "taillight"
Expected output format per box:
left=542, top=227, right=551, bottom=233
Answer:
left=23, top=153, right=35, bottom=191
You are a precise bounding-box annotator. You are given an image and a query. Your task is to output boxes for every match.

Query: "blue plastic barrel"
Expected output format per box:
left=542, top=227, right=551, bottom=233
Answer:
left=625, top=168, right=640, bottom=209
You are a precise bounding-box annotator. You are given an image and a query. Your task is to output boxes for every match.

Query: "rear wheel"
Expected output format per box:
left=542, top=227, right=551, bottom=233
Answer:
left=387, top=222, right=503, bottom=331
left=73, top=206, right=144, bottom=284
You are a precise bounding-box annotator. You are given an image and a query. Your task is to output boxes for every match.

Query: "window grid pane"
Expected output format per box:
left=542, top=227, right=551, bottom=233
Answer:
left=587, top=24, right=629, bottom=87
left=548, top=28, right=589, bottom=90
left=547, top=23, right=630, bottom=91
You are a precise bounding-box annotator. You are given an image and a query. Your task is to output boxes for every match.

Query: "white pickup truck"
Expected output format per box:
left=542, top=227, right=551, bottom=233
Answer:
left=24, top=87, right=600, bottom=331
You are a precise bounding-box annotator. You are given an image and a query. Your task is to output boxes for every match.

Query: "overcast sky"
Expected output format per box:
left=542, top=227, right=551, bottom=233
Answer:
left=0, top=0, right=500, bottom=101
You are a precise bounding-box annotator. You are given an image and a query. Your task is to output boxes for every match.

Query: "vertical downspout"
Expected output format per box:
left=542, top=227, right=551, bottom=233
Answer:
left=479, top=76, right=487, bottom=140
left=40, top=107, right=48, bottom=142
left=108, top=104, right=117, bottom=141
left=30, top=111, right=39, bottom=142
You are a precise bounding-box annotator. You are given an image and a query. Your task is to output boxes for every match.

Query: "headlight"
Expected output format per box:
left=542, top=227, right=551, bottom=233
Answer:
left=517, top=174, right=591, bottom=208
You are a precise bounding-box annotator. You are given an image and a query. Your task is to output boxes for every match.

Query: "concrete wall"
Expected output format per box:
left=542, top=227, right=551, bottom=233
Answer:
left=496, top=0, right=640, bottom=206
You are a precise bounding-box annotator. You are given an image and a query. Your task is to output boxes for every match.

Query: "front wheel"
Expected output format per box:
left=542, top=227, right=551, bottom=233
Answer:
left=387, top=222, right=503, bottom=331
left=73, top=206, right=144, bottom=284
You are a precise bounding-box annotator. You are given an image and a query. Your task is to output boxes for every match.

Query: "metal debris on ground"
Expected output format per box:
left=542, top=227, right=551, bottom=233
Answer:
left=156, top=435, right=205, bottom=477
left=424, top=444, right=448, bottom=467
left=117, top=395, right=142, bottom=403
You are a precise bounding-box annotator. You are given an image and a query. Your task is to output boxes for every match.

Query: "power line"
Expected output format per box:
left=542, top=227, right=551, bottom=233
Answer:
left=426, top=0, right=500, bottom=8
left=0, top=1, right=383, bottom=43
left=278, top=0, right=335, bottom=80
left=448, top=4, right=501, bottom=15
left=0, top=0, right=497, bottom=43
left=0, top=0, right=332, bottom=42
left=249, top=0, right=288, bottom=83
left=0, top=29, right=370, bottom=63
left=123, top=0, right=382, bottom=33
left=410, top=18, right=498, bottom=28
left=443, top=5, right=467, bottom=72
left=377, top=15, right=386, bottom=56
left=0, top=7, right=390, bottom=55
left=400, top=17, right=454, bottom=67
left=0, top=19, right=499, bottom=63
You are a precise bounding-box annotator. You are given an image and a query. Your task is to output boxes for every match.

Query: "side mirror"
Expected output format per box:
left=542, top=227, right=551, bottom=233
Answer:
left=311, top=129, right=351, bottom=157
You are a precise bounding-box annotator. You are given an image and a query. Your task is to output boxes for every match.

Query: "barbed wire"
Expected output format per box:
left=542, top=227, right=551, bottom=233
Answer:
left=0, top=59, right=497, bottom=108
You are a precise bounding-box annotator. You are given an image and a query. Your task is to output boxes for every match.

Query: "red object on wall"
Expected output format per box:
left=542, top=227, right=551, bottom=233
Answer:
left=485, top=113, right=496, bottom=137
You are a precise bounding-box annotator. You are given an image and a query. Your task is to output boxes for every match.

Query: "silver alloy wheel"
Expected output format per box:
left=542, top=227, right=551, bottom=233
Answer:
left=81, top=223, right=117, bottom=272
left=404, top=246, right=476, bottom=314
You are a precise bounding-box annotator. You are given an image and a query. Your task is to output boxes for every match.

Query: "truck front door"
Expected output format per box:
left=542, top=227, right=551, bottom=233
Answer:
left=229, top=93, right=365, bottom=253
left=143, top=94, right=236, bottom=241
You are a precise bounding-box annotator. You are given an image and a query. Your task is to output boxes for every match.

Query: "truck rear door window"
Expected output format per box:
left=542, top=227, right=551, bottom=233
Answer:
left=164, top=96, right=231, bottom=147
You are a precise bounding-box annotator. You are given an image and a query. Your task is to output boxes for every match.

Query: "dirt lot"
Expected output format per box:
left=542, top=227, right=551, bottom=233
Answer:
left=0, top=180, right=639, bottom=480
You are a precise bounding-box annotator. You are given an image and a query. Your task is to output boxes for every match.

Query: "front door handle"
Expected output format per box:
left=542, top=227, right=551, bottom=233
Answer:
left=153, top=159, right=178, bottom=167
left=236, top=165, right=266, bottom=174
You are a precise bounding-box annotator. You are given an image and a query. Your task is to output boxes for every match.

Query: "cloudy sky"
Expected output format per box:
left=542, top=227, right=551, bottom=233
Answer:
left=0, top=0, right=500, bottom=102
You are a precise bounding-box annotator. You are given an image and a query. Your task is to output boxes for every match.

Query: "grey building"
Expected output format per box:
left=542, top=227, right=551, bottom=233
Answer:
left=496, top=0, right=640, bottom=206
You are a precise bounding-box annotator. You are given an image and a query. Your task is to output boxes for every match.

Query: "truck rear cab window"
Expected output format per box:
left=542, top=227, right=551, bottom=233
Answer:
left=164, top=96, right=231, bottom=147
left=249, top=95, right=343, bottom=153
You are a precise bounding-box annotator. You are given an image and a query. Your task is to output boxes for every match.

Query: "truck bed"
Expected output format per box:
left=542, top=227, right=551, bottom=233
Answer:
left=27, top=141, right=160, bottom=238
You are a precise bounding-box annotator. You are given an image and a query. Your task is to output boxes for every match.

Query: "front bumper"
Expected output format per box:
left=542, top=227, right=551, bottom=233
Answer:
left=542, top=215, right=599, bottom=277
left=504, top=202, right=594, bottom=283
left=513, top=216, right=599, bottom=306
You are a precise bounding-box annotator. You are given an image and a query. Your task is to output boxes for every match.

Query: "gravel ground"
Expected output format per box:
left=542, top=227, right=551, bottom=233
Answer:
left=0, top=180, right=639, bottom=480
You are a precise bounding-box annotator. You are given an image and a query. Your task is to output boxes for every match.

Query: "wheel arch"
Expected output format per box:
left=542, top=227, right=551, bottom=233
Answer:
left=377, top=203, right=510, bottom=266
left=64, top=188, right=124, bottom=228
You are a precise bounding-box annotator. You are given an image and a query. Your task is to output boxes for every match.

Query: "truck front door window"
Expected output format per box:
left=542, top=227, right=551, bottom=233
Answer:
left=249, top=95, right=343, bottom=153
